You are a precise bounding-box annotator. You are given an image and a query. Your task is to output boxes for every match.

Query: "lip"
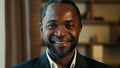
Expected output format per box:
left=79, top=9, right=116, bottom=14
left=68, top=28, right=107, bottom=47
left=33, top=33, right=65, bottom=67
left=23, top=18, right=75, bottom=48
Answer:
left=54, top=41, right=70, bottom=44
left=53, top=41, right=71, bottom=47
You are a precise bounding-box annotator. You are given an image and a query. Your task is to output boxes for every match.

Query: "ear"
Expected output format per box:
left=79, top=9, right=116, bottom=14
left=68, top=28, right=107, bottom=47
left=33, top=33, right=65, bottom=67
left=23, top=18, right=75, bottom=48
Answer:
left=39, top=23, right=43, bottom=35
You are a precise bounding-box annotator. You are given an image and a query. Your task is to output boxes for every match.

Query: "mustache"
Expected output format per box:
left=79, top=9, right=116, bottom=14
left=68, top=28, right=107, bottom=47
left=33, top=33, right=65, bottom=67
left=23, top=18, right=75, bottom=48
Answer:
left=50, top=35, right=73, bottom=42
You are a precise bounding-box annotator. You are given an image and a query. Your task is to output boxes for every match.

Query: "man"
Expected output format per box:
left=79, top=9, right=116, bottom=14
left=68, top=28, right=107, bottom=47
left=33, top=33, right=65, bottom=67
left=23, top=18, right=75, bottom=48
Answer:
left=13, top=0, right=111, bottom=68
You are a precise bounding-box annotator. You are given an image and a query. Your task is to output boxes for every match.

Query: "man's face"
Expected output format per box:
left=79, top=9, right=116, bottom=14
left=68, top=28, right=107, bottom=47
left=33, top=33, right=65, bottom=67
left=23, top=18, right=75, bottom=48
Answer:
left=41, top=3, right=81, bottom=57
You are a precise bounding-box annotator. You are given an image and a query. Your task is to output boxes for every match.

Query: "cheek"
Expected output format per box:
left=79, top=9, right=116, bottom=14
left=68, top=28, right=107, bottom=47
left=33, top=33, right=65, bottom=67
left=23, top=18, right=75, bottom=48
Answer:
left=71, top=29, right=81, bottom=38
left=42, top=28, right=49, bottom=40
left=43, top=29, right=55, bottom=40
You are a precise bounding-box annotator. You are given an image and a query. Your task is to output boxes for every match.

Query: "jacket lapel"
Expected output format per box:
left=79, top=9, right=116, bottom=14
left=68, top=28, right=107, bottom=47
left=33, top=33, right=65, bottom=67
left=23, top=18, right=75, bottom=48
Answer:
left=75, top=52, right=88, bottom=68
left=34, top=52, right=88, bottom=68
left=34, top=53, right=51, bottom=68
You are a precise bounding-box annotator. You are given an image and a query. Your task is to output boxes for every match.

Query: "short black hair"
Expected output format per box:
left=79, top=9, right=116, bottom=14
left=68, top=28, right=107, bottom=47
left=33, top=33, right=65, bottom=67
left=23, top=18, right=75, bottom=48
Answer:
left=40, top=0, right=82, bottom=27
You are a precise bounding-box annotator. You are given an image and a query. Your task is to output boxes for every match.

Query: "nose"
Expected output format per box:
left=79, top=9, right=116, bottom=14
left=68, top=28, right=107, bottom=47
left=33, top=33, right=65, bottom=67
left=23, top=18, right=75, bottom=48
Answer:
left=55, top=26, right=67, bottom=37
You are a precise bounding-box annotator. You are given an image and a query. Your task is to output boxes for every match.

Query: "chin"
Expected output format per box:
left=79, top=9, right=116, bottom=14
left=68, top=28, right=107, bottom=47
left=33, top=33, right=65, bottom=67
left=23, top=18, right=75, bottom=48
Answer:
left=57, top=47, right=75, bottom=57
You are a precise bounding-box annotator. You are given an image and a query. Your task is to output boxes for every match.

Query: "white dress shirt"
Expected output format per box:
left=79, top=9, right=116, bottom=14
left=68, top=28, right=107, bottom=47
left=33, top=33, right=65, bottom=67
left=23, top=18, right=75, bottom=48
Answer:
left=46, top=49, right=77, bottom=68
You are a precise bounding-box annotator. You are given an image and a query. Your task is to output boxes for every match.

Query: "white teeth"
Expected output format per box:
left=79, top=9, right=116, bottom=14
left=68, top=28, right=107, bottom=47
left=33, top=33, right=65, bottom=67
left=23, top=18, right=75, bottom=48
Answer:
left=55, top=41, right=68, bottom=44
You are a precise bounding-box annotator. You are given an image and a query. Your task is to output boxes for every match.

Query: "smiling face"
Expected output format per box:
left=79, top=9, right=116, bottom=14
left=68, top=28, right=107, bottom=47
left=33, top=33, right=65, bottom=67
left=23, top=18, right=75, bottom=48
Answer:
left=41, top=3, right=82, bottom=58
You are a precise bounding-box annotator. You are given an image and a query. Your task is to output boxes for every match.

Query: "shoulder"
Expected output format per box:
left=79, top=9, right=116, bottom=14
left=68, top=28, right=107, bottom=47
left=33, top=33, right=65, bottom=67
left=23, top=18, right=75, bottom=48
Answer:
left=84, top=56, right=111, bottom=68
left=12, top=57, right=39, bottom=68
left=12, top=53, right=47, bottom=68
left=77, top=53, right=111, bottom=68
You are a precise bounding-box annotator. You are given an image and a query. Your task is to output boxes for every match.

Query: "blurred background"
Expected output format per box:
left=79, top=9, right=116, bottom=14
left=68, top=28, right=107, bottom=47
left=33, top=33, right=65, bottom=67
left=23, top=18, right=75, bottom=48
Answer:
left=1, top=0, right=120, bottom=68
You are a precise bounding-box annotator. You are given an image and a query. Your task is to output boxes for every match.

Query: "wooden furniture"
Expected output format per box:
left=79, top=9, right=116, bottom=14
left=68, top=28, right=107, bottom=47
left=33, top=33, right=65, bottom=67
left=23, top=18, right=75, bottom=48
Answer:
left=74, top=0, right=120, bottom=68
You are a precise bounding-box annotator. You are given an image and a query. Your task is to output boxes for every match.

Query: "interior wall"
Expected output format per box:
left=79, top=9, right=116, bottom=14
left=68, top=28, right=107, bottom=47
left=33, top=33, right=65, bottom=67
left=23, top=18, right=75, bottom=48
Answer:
left=76, top=3, right=120, bottom=43
left=93, top=3, right=120, bottom=21
left=77, top=3, right=120, bottom=21
left=29, top=0, right=42, bottom=58
left=77, top=3, right=120, bottom=65
left=79, top=25, right=110, bottom=43
left=0, top=0, right=5, bottom=68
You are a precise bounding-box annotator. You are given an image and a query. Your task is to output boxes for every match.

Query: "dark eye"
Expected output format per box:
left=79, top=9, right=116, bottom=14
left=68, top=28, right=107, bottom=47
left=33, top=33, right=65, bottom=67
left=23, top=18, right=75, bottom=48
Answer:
left=47, top=23, right=57, bottom=29
left=66, top=24, right=74, bottom=29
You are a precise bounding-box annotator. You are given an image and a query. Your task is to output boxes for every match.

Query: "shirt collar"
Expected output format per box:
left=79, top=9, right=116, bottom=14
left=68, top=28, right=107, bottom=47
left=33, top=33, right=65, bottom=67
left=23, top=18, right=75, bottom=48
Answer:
left=46, top=48, right=77, bottom=68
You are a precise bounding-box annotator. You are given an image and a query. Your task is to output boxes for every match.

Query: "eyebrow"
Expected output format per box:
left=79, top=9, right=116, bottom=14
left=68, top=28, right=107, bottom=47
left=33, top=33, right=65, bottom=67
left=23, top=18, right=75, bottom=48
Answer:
left=47, top=20, right=75, bottom=24
left=47, top=20, right=57, bottom=23
left=65, top=20, right=74, bottom=23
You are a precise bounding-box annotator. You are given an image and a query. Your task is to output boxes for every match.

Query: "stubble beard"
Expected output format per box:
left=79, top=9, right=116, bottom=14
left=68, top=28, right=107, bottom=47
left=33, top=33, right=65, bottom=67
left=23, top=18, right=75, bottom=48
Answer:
left=44, top=39, right=78, bottom=59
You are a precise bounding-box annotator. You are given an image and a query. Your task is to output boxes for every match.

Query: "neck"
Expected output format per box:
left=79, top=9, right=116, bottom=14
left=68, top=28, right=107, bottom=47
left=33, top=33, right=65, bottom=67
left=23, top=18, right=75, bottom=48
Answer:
left=48, top=49, right=75, bottom=67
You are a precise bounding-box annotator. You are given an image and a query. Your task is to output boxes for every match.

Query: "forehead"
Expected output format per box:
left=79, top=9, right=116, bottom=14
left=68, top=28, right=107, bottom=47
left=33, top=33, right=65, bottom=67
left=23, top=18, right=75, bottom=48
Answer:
left=46, top=3, right=77, bottom=16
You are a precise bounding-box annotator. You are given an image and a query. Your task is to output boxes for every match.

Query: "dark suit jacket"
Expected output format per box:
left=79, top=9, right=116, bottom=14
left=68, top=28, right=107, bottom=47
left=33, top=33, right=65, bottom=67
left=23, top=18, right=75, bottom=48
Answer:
left=13, top=52, right=111, bottom=68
